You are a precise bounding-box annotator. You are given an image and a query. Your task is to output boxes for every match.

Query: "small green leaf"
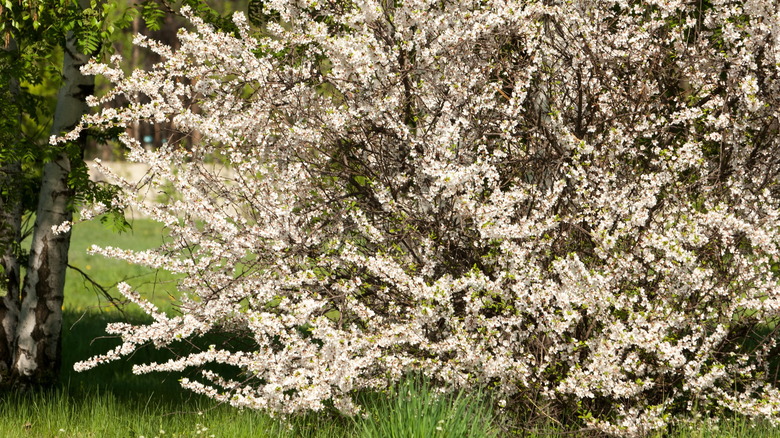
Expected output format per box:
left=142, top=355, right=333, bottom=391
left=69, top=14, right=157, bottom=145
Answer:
left=325, top=309, right=341, bottom=322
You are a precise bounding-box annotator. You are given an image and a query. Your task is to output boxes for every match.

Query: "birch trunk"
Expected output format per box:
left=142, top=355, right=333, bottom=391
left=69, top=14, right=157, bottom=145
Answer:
left=0, top=161, right=22, bottom=386
left=1, top=37, right=23, bottom=386
left=11, top=24, right=94, bottom=386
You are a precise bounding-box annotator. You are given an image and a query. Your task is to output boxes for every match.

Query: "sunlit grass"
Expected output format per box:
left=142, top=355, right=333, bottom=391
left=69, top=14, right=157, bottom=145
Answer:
left=0, top=387, right=343, bottom=438
left=668, top=419, right=780, bottom=438
left=53, top=218, right=499, bottom=437
left=65, top=216, right=180, bottom=312
left=357, top=377, right=498, bottom=438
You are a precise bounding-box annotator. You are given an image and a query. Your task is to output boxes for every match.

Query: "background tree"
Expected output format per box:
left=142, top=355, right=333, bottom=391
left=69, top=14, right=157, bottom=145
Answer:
left=1, top=0, right=99, bottom=386
left=0, top=0, right=236, bottom=388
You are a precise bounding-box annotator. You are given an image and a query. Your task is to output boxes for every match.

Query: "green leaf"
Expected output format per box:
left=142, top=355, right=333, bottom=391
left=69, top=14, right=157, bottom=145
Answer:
left=325, top=309, right=341, bottom=322
left=141, top=0, right=165, bottom=31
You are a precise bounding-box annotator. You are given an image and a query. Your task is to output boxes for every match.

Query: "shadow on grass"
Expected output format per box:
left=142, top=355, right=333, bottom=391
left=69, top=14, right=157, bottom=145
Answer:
left=0, top=309, right=355, bottom=437
left=62, top=309, right=186, bottom=401
left=17, top=309, right=780, bottom=438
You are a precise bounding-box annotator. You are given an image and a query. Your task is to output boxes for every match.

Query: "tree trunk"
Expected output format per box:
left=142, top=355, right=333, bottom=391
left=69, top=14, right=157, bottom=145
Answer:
left=0, top=161, right=22, bottom=386
left=0, top=37, right=23, bottom=387
left=11, top=23, right=93, bottom=386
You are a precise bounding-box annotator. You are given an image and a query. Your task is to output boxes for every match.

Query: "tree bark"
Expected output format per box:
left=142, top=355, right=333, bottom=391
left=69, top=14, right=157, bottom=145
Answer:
left=0, top=161, right=22, bottom=386
left=11, top=23, right=93, bottom=386
left=0, top=37, right=23, bottom=387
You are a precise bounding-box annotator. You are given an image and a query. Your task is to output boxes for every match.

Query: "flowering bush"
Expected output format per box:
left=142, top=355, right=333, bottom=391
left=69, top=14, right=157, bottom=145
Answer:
left=62, top=0, right=780, bottom=435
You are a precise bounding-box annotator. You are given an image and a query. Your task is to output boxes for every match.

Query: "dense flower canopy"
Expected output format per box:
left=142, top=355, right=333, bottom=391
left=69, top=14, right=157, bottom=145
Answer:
left=62, top=0, right=780, bottom=435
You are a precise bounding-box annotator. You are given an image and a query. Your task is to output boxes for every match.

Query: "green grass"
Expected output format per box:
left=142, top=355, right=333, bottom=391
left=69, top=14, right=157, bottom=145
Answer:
left=0, top=387, right=348, bottom=438
left=4, top=218, right=780, bottom=437
left=65, top=217, right=180, bottom=312
left=669, top=419, right=780, bottom=438
left=35, top=218, right=497, bottom=437
left=357, top=377, right=499, bottom=438
left=0, top=378, right=502, bottom=437
left=9, top=305, right=499, bottom=437
left=19, top=307, right=499, bottom=438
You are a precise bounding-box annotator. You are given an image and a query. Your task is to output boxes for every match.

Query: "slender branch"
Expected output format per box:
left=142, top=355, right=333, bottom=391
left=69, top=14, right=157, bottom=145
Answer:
left=66, top=263, right=128, bottom=318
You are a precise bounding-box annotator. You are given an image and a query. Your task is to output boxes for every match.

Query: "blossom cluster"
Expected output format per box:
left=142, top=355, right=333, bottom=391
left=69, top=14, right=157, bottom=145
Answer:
left=64, top=1, right=780, bottom=435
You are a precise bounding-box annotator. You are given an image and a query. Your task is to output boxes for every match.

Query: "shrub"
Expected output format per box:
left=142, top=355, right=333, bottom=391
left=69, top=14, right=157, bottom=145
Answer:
left=62, top=1, right=780, bottom=435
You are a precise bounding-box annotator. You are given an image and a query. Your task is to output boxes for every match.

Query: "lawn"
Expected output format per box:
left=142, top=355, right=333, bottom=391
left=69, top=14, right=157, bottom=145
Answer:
left=4, top=217, right=498, bottom=437
left=64, top=217, right=180, bottom=312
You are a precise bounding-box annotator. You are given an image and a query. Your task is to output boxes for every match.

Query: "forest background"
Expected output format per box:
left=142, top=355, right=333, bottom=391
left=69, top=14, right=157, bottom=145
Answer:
left=0, top=0, right=246, bottom=386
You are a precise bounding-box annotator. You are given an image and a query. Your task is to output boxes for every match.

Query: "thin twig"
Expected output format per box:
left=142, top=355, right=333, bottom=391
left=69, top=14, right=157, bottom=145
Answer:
left=67, top=263, right=128, bottom=319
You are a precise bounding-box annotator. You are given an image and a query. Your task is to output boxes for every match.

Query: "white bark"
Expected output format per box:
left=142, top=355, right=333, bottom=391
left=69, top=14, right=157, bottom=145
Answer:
left=11, top=23, right=93, bottom=385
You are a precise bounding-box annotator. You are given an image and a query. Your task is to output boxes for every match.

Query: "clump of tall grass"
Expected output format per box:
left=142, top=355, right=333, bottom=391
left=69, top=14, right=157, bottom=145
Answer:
left=356, top=377, right=498, bottom=438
